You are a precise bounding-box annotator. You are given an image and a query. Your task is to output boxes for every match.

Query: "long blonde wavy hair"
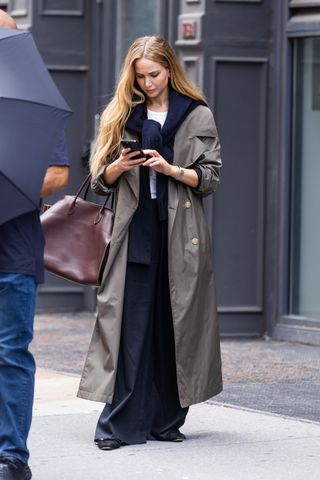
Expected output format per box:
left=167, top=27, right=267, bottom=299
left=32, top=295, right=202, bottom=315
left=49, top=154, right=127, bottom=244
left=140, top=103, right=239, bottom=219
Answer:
left=90, top=35, right=207, bottom=177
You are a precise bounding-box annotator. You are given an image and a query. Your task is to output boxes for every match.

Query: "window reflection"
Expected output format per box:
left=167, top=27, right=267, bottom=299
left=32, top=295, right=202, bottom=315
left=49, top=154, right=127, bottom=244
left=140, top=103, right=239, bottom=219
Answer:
left=290, top=37, right=320, bottom=318
left=116, top=0, right=161, bottom=74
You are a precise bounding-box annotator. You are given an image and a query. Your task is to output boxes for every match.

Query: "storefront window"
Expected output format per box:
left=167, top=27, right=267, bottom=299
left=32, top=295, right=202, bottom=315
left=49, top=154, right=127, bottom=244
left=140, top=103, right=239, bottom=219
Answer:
left=290, top=37, right=320, bottom=318
left=116, top=0, right=161, bottom=74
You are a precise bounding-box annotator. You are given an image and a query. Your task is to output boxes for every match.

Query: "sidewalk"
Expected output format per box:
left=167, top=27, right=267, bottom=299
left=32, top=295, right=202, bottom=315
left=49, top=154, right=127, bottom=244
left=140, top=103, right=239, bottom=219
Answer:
left=28, top=313, right=320, bottom=479
left=30, top=368, right=320, bottom=480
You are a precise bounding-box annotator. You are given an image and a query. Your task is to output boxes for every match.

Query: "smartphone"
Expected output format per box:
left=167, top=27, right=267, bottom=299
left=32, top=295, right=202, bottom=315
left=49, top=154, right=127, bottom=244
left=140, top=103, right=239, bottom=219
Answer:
left=121, top=139, right=149, bottom=160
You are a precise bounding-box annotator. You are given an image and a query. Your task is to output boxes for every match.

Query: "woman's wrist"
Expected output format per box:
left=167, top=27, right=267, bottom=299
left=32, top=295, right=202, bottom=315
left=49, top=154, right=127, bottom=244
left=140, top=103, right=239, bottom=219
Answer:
left=169, top=165, right=199, bottom=188
left=113, top=157, right=125, bottom=175
left=171, top=165, right=185, bottom=180
left=104, top=159, right=123, bottom=184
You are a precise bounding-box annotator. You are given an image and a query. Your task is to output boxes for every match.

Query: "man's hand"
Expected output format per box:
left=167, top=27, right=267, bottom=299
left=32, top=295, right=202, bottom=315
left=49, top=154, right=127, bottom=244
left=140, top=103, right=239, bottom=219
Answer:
left=41, top=166, right=69, bottom=197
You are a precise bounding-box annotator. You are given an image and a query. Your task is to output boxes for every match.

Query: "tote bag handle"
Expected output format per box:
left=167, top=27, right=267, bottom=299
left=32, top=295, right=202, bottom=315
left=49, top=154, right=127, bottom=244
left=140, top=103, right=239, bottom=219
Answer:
left=69, top=174, right=115, bottom=223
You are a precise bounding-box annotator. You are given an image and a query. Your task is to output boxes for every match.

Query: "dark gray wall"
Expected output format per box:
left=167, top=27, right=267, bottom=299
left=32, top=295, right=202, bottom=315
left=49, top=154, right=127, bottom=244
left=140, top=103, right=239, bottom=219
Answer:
left=8, top=0, right=274, bottom=324
left=7, top=0, right=320, bottom=343
left=6, top=1, right=276, bottom=332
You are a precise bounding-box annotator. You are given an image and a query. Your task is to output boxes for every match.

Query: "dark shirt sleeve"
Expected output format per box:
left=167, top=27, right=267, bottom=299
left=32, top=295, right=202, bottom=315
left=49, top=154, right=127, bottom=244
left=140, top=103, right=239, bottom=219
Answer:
left=49, top=131, right=70, bottom=167
left=192, top=166, right=203, bottom=187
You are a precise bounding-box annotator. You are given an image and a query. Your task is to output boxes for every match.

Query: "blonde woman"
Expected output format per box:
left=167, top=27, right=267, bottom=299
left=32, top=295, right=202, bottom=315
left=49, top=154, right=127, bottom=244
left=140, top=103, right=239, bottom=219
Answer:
left=78, top=35, right=223, bottom=450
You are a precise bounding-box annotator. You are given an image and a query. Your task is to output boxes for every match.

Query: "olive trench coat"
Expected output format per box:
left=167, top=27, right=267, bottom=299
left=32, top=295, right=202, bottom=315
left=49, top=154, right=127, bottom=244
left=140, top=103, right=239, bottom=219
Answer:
left=77, top=105, right=223, bottom=408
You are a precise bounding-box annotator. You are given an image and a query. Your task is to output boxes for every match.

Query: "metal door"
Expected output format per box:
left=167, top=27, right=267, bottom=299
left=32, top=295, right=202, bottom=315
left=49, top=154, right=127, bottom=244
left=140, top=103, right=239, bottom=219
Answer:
left=202, top=1, right=271, bottom=336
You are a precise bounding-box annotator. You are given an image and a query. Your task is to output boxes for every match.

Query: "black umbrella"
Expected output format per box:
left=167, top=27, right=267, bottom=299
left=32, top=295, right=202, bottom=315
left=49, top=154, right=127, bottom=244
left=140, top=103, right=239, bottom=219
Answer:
left=0, top=28, right=72, bottom=224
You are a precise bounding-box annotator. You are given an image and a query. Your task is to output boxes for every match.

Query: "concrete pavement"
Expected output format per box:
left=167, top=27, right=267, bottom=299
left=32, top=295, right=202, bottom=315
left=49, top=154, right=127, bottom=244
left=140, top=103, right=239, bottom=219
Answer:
left=33, top=312, right=320, bottom=422
left=29, top=368, right=320, bottom=480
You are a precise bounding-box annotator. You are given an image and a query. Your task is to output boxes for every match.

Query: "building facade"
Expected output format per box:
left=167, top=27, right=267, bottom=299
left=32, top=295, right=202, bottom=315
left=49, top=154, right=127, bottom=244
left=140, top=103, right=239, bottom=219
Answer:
left=4, top=0, right=320, bottom=345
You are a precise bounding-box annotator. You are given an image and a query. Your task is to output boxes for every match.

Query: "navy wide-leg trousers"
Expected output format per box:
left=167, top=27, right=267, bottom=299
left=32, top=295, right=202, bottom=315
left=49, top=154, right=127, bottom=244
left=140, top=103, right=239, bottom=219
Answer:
left=95, top=203, right=188, bottom=445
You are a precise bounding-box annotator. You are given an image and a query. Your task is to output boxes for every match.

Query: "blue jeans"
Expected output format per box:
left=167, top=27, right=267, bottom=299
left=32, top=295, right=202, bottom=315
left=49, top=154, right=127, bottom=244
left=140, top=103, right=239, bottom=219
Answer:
left=0, top=273, right=37, bottom=464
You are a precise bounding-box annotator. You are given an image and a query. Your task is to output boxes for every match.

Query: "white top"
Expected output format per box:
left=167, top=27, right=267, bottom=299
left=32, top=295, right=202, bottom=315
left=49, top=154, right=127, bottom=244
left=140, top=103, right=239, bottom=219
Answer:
left=147, top=109, right=168, bottom=199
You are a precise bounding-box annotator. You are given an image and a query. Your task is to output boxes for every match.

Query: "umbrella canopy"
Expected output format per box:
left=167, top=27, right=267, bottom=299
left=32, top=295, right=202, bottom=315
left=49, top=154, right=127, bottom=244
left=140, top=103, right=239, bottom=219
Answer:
left=0, top=28, right=72, bottom=224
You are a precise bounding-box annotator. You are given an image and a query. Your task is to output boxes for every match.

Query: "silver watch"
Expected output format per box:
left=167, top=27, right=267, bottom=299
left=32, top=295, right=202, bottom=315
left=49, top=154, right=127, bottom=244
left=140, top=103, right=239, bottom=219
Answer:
left=173, top=166, right=184, bottom=180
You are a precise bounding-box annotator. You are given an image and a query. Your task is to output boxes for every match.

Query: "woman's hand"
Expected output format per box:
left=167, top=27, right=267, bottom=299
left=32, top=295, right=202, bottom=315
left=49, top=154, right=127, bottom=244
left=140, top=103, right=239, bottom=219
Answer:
left=142, top=149, right=176, bottom=177
left=115, top=148, right=146, bottom=172
left=103, top=148, right=145, bottom=186
left=142, top=149, right=199, bottom=188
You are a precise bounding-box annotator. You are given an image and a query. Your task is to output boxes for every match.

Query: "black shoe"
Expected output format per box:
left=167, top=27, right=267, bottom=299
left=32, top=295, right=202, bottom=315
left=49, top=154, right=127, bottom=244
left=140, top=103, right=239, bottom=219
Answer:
left=0, top=457, right=32, bottom=480
left=95, top=438, right=122, bottom=450
left=155, top=430, right=186, bottom=443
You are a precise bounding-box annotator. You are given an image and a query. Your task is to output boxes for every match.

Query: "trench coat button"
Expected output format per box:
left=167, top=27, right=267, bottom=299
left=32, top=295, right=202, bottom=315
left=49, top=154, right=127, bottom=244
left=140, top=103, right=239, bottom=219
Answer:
left=184, top=200, right=192, bottom=209
left=191, top=237, right=199, bottom=245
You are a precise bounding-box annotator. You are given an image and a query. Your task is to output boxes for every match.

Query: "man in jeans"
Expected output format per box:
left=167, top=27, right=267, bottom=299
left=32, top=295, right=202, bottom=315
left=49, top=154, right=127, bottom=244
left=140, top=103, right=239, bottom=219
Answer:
left=0, top=11, right=70, bottom=480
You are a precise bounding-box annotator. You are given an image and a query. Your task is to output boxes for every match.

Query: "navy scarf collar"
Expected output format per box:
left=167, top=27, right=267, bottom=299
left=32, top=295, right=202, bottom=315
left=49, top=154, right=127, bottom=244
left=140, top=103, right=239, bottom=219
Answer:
left=126, top=89, right=202, bottom=220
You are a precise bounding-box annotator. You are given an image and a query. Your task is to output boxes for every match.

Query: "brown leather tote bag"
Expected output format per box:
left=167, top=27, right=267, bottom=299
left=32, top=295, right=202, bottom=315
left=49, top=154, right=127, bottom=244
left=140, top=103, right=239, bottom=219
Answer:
left=41, top=174, right=115, bottom=286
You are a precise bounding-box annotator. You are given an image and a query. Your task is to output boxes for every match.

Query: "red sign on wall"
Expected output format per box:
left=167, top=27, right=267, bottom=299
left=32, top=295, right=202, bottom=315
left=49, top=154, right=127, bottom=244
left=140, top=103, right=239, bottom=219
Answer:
left=182, top=20, right=197, bottom=40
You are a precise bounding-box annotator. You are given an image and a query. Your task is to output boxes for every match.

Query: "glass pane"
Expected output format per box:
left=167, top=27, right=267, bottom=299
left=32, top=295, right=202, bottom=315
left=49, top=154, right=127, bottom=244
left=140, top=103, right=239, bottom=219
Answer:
left=290, top=37, right=320, bottom=318
left=290, top=0, right=320, bottom=7
left=116, top=0, right=161, bottom=74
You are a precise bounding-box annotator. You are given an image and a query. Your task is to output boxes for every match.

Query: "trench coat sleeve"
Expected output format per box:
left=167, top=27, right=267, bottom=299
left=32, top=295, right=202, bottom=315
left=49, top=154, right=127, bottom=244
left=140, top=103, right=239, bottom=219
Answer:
left=187, top=107, right=222, bottom=197
left=91, top=163, right=119, bottom=195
